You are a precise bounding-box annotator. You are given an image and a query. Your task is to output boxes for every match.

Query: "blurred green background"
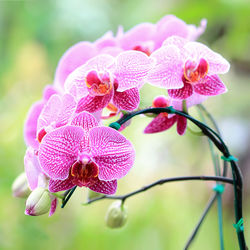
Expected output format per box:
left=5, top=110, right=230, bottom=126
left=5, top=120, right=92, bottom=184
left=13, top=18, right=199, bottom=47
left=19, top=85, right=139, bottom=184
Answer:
left=0, top=0, right=250, bottom=249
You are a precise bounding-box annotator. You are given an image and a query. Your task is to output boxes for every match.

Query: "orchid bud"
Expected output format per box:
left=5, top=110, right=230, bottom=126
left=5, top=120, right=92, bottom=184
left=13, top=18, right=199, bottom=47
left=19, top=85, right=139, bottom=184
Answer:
left=152, top=95, right=169, bottom=108
left=25, top=187, right=51, bottom=216
left=12, top=172, right=31, bottom=198
left=105, top=201, right=127, bottom=229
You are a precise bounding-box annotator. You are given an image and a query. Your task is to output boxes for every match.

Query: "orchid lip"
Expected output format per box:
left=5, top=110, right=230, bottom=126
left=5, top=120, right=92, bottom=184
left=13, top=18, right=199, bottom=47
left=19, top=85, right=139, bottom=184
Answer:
left=85, top=70, right=113, bottom=96
left=183, top=58, right=209, bottom=84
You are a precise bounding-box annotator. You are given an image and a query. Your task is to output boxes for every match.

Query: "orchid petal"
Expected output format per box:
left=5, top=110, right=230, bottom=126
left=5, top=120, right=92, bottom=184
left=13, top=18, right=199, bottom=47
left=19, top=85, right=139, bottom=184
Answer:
left=48, top=178, right=75, bottom=193
left=89, top=179, right=117, bottom=195
left=184, top=42, right=230, bottom=74
left=24, top=147, right=43, bottom=190
left=113, top=51, right=154, bottom=91
left=147, top=45, right=183, bottom=89
left=49, top=197, right=58, bottom=216
left=76, top=90, right=113, bottom=113
left=168, top=81, right=193, bottom=100
left=24, top=101, right=44, bottom=149
left=177, top=115, right=187, bottom=135
left=119, top=22, right=156, bottom=50
left=54, top=42, right=97, bottom=88
left=113, top=87, right=140, bottom=111
left=194, top=75, right=227, bottom=96
left=144, top=114, right=177, bottom=134
left=89, top=127, right=135, bottom=181
left=39, top=126, right=85, bottom=180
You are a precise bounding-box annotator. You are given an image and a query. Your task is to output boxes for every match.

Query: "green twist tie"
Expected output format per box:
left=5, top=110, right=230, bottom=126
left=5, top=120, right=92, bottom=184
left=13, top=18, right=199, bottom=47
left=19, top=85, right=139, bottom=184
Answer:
left=233, top=218, right=244, bottom=233
left=221, top=155, right=238, bottom=162
left=109, top=122, right=121, bottom=130
left=213, top=184, right=225, bottom=194
left=167, top=106, right=175, bottom=114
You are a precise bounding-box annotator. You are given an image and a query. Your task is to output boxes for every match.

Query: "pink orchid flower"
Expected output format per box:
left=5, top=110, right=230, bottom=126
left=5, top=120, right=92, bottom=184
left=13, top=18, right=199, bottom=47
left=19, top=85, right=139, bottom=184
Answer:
left=64, top=51, right=153, bottom=113
left=118, top=15, right=206, bottom=55
left=144, top=94, right=207, bottom=135
left=38, top=112, right=135, bottom=195
left=24, top=147, right=57, bottom=216
left=147, top=36, right=230, bottom=99
left=24, top=85, right=57, bottom=150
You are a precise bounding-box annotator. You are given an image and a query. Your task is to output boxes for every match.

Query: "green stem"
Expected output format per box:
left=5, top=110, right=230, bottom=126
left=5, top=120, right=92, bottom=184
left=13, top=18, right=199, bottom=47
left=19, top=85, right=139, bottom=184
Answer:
left=198, top=106, right=224, bottom=250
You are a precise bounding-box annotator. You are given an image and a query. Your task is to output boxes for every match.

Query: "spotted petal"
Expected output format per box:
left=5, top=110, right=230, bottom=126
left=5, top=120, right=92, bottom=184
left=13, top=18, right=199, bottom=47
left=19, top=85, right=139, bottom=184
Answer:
left=144, top=114, right=177, bottom=134
left=113, top=51, right=154, bottom=91
left=39, top=126, right=85, bottom=180
left=168, top=81, right=193, bottom=100
left=37, top=93, right=76, bottom=134
left=176, top=115, right=187, bottom=135
left=89, top=179, right=117, bottom=195
left=89, top=127, right=135, bottom=181
left=76, top=90, right=113, bottom=113
left=113, top=87, right=140, bottom=111
left=48, top=178, right=75, bottom=192
left=194, top=75, right=227, bottom=96
left=147, top=45, right=183, bottom=89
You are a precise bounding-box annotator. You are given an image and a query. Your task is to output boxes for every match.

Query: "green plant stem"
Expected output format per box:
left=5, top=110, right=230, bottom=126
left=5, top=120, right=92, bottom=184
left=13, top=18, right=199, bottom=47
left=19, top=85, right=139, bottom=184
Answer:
left=184, top=194, right=217, bottom=249
left=86, top=175, right=234, bottom=205
left=198, top=106, right=224, bottom=250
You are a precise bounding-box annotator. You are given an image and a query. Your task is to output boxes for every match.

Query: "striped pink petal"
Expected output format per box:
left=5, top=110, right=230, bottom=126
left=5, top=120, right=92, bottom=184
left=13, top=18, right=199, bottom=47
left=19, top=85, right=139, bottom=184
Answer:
left=168, top=81, right=193, bottom=100
left=89, top=179, right=117, bottom=195
left=176, top=115, right=187, bottom=135
left=39, top=126, right=85, bottom=180
left=49, top=197, right=58, bottom=216
left=89, top=127, right=135, bottom=181
left=76, top=90, right=113, bottom=113
left=113, top=51, right=153, bottom=91
left=194, top=75, right=227, bottom=96
left=37, top=93, right=76, bottom=134
left=48, top=178, right=75, bottom=192
left=113, top=87, right=140, bottom=111
left=144, top=114, right=177, bottom=134
left=147, top=45, right=183, bottom=89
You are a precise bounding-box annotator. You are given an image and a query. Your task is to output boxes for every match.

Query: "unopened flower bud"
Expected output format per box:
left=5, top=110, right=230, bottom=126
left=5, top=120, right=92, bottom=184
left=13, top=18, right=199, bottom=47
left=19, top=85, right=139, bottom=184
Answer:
left=105, top=201, right=127, bottom=229
left=12, top=172, right=31, bottom=198
left=152, top=95, right=169, bottom=108
left=25, top=187, right=51, bottom=216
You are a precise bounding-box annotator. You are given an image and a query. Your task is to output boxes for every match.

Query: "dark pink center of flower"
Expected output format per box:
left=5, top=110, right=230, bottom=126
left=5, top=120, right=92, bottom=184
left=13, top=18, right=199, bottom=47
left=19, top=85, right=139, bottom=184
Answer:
left=85, top=70, right=112, bottom=96
left=183, top=58, right=209, bottom=83
left=70, top=159, right=99, bottom=187
left=132, top=45, right=151, bottom=56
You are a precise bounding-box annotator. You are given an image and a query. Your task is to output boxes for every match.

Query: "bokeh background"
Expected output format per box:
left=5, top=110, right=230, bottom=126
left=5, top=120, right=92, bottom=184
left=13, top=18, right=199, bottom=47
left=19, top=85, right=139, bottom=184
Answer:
left=0, top=0, right=250, bottom=249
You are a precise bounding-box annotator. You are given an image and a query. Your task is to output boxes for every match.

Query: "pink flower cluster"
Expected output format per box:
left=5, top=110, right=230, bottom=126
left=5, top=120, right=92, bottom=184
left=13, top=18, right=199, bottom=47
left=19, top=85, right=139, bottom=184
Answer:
left=18, top=15, right=229, bottom=216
